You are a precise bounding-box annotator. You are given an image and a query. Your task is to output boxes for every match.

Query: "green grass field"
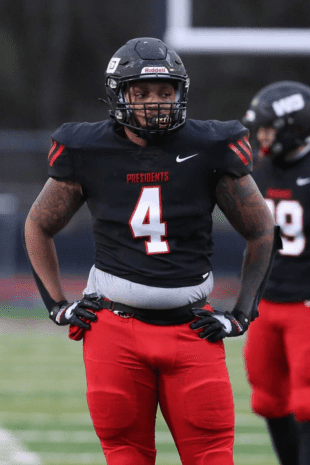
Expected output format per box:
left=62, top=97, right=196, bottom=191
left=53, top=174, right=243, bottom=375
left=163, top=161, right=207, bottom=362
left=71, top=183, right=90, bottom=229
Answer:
left=0, top=305, right=278, bottom=465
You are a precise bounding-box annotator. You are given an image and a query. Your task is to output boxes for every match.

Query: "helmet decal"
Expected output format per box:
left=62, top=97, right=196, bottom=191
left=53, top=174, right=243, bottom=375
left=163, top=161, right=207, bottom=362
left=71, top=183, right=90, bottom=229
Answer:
left=106, top=58, right=121, bottom=74
left=272, top=94, right=305, bottom=117
left=244, top=109, right=256, bottom=122
left=141, top=67, right=169, bottom=74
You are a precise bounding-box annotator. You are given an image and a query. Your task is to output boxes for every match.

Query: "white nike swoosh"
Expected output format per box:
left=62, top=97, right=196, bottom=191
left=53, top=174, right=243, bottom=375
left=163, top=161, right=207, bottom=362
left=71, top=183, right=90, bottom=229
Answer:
left=176, top=153, right=199, bottom=163
left=296, top=177, right=310, bottom=186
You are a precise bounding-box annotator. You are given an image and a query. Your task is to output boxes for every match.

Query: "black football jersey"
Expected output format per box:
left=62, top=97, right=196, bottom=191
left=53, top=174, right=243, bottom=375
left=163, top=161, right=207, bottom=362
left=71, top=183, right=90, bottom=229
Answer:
left=253, top=154, right=310, bottom=302
left=47, top=119, right=252, bottom=287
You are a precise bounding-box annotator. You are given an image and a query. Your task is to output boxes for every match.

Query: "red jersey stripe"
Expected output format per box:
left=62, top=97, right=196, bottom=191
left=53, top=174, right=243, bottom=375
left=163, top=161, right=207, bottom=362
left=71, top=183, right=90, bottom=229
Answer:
left=228, top=143, right=249, bottom=165
left=266, top=188, right=292, bottom=200
left=243, top=135, right=251, bottom=148
left=49, top=144, right=65, bottom=166
left=238, top=139, right=253, bottom=160
left=48, top=141, right=57, bottom=160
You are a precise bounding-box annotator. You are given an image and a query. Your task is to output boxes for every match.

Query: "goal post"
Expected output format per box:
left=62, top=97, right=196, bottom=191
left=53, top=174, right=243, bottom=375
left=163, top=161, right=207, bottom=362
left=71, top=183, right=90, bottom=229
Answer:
left=164, top=0, right=310, bottom=55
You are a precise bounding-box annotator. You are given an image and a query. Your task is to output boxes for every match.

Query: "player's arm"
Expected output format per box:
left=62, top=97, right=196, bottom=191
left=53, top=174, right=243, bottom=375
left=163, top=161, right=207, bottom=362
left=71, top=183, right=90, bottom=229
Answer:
left=25, top=177, right=84, bottom=302
left=191, top=173, right=278, bottom=341
left=24, top=178, right=102, bottom=327
left=215, top=173, right=275, bottom=314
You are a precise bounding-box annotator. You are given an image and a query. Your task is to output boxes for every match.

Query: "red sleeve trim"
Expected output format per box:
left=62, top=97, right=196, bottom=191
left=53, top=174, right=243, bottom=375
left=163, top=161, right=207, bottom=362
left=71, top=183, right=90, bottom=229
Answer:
left=49, top=144, right=66, bottom=167
left=243, top=135, right=252, bottom=149
left=228, top=142, right=249, bottom=165
left=238, top=138, right=253, bottom=161
left=48, top=141, right=57, bottom=160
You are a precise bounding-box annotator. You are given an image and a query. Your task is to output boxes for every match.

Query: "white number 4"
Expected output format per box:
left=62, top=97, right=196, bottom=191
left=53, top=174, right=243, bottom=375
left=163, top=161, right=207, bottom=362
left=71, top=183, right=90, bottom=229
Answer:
left=129, top=186, right=169, bottom=254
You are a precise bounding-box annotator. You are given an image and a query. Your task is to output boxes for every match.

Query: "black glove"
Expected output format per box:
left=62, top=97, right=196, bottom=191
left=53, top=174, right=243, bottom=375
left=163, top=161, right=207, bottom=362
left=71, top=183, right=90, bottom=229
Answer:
left=190, top=308, right=250, bottom=343
left=49, top=294, right=103, bottom=329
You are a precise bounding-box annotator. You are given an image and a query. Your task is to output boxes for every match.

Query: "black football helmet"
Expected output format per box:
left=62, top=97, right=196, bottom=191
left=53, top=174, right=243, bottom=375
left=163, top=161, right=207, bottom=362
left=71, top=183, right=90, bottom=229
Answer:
left=242, top=81, right=310, bottom=158
left=103, top=37, right=190, bottom=140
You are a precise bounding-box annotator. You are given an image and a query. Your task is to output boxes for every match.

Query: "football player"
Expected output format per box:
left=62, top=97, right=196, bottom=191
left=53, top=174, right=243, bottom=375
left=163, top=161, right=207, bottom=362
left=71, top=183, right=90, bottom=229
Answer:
left=243, top=81, right=310, bottom=465
left=24, top=37, right=276, bottom=465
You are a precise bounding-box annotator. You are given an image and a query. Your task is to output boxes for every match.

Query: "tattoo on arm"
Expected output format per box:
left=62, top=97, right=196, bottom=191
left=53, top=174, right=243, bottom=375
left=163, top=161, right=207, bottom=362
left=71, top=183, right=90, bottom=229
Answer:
left=28, top=178, right=85, bottom=236
left=215, top=174, right=276, bottom=316
left=215, top=174, right=274, bottom=240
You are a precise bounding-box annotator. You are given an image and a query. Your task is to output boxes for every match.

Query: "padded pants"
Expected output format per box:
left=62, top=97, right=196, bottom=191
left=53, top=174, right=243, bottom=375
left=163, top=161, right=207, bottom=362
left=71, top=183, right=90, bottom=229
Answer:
left=83, top=309, right=235, bottom=464
left=244, top=299, right=310, bottom=422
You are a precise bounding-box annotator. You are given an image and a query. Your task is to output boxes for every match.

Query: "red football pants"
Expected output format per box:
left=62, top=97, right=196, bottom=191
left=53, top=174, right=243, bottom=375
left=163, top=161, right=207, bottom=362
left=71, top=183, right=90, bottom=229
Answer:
left=244, top=299, right=310, bottom=421
left=83, top=309, right=234, bottom=465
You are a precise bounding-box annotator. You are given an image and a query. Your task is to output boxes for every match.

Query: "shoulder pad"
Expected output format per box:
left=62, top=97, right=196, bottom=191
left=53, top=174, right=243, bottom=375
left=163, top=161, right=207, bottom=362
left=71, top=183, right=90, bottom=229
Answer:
left=217, top=120, right=253, bottom=177
left=51, top=121, right=112, bottom=149
left=183, top=119, right=248, bottom=144
left=226, top=119, right=249, bottom=141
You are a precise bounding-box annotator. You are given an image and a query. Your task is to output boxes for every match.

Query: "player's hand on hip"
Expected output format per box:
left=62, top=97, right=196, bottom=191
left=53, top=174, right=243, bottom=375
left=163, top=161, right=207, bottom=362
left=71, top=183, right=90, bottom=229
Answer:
left=49, top=294, right=103, bottom=329
left=190, top=308, right=250, bottom=342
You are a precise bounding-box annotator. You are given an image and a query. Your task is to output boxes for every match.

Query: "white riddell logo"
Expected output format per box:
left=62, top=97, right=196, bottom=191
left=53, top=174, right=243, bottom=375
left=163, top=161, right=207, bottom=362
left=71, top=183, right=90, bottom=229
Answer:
left=176, top=153, right=199, bottom=163
left=296, top=177, right=310, bottom=186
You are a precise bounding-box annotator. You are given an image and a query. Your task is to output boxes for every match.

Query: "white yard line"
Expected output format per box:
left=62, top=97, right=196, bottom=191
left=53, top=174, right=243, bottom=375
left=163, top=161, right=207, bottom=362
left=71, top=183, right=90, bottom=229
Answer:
left=16, top=430, right=98, bottom=443
left=0, top=412, right=92, bottom=425
left=38, top=453, right=181, bottom=465
left=3, top=426, right=273, bottom=465
left=31, top=453, right=105, bottom=464
left=236, top=454, right=277, bottom=464
left=16, top=429, right=270, bottom=445
left=0, top=429, right=41, bottom=465
left=2, top=411, right=264, bottom=427
left=38, top=452, right=182, bottom=464
left=235, top=412, right=267, bottom=426
left=27, top=450, right=275, bottom=465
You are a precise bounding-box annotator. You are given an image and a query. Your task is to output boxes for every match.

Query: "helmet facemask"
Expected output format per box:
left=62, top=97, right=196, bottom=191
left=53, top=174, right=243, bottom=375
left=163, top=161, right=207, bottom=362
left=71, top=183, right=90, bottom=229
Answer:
left=271, top=120, right=309, bottom=159
left=255, top=119, right=308, bottom=160
left=108, top=77, right=188, bottom=141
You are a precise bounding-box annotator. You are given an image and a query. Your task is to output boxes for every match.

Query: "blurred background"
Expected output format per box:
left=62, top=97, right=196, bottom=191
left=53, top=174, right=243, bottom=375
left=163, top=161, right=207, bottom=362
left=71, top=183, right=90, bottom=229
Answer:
left=1, top=0, right=310, bottom=464
left=2, top=0, right=310, bottom=280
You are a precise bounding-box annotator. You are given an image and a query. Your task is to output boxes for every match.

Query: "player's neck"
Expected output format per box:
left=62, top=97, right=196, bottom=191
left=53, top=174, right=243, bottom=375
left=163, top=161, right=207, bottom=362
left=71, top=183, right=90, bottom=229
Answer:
left=124, top=127, right=147, bottom=147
